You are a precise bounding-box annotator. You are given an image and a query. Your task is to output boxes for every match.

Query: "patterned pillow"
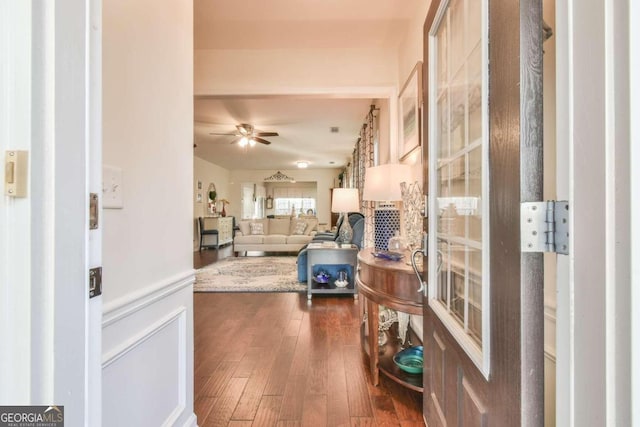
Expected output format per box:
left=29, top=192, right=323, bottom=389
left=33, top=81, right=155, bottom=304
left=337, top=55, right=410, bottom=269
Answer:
left=292, top=220, right=308, bottom=235
left=249, top=222, right=264, bottom=235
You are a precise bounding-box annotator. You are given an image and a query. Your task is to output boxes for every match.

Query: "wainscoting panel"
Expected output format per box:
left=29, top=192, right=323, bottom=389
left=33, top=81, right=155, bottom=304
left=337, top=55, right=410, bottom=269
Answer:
left=102, top=272, right=195, bottom=427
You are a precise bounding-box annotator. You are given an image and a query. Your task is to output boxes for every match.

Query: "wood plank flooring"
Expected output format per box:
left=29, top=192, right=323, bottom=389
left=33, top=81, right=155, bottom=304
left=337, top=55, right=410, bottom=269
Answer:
left=194, top=292, right=424, bottom=426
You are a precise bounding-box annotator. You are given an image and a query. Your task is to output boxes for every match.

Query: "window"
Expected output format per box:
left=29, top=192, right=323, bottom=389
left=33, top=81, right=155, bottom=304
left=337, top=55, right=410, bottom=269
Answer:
left=274, top=198, right=316, bottom=216
left=273, top=186, right=317, bottom=216
left=428, top=0, right=489, bottom=377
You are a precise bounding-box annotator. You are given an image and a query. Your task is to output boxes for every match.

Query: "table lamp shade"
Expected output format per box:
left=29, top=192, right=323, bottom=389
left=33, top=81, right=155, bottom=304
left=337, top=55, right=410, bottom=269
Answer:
left=362, top=164, right=411, bottom=202
left=363, top=164, right=411, bottom=251
left=331, top=188, right=360, bottom=244
left=331, top=188, right=360, bottom=213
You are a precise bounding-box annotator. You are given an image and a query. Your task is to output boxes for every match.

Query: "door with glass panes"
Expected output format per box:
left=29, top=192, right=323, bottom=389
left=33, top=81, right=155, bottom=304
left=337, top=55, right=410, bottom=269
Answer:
left=421, top=0, right=544, bottom=425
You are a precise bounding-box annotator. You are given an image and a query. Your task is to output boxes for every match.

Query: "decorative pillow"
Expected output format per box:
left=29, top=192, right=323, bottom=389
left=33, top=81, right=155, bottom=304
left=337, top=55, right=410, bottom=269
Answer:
left=292, top=220, right=308, bottom=235
left=249, top=222, right=264, bottom=235
left=238, top=221, right=250, bottom=236
left=303, top=218, right=319, bottom=235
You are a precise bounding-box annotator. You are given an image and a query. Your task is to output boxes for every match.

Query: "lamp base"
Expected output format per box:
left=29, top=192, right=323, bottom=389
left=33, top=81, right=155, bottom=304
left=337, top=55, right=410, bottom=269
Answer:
left=338, top=212, right=353, bottom=244
left=374, top=209, right=401, bottom=251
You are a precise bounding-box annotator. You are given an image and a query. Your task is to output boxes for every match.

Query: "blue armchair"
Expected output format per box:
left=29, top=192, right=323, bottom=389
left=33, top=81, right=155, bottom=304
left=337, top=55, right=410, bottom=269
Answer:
left=297, top=215, right=365, bottom=282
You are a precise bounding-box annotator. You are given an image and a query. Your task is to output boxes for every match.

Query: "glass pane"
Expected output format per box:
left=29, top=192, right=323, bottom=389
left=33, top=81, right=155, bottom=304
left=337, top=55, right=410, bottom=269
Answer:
left=449, top=0, right=465, bottom=74
left=468, top=147, right=482, bottom=241
left=437, top=94, right=450, bottom=158
left=437, top=239, right=450, bottom=304
left=468, top=46, right=482, bottom=146
left=450, top=67, right=466, bottom=154
left=468, top=248, right=482, bottom=343
left=448, top=245, right=466, bottom=324
left=466, top=0, right=482, bottom=53
left=437, top=15, right=448, bottom=92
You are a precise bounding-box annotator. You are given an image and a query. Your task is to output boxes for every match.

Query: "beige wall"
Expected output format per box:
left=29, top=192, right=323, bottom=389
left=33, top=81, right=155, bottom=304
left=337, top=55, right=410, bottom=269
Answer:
left=395, top=0, right=430, bottom=183
left=103, top=0, right=193, bottom=301
left=102, top=0, right=195, bottom=423
left=195, top=48, right=398, bottom=95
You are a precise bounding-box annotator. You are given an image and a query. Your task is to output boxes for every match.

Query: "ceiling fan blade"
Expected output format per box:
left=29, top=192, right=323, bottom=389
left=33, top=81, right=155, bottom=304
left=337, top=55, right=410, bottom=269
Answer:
left=254, top=132, right=279, bottom=137
left=209, top=132, right=238, bottom=136
left=253, top=137, right=272, bottom=145
left=229, top=137, right=242, bottom=145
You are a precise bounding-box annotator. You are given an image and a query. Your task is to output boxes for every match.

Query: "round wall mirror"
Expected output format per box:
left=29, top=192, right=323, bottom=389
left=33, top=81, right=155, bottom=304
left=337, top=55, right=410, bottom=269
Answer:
left=207, top=183, right=217, bottom=214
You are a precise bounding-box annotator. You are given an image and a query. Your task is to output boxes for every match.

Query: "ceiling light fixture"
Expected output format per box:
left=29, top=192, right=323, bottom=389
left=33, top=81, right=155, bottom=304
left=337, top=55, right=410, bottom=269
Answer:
left=238, top=137, right=248, bottom=147
left=297, top=161, right=309, bottom=169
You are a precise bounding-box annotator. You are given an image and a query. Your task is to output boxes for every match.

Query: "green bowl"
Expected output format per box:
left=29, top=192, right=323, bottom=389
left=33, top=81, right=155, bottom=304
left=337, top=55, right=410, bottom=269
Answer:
left=393, top=346, right=424, bottom=374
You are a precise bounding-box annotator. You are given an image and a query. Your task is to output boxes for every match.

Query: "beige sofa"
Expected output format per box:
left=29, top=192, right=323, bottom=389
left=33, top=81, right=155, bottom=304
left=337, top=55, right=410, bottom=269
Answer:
left=233, top=217, right=319, bottom=255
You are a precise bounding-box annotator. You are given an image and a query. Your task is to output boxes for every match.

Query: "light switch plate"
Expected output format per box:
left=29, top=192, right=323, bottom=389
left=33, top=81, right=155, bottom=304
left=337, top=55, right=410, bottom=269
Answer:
left=102, top=165, right=123, bottom=209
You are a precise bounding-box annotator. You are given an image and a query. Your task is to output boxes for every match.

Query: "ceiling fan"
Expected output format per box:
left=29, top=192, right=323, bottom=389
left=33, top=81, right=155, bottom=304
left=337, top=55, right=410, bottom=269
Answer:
left=209, top=123, right=279, bottom=146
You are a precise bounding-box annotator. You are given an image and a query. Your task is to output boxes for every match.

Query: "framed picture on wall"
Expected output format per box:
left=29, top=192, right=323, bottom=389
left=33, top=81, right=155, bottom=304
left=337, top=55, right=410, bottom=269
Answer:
left=399, top=61, right=423, bottom=160
left=197, top=180, right=202, bottom=190
left=266, top=195, right=273, bottom=209
left=196, top=192, right=202, bottom=203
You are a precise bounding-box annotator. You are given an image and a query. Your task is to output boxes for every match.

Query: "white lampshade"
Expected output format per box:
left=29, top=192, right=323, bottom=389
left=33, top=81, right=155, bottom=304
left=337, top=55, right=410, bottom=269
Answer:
left=362, top=164, right=412, bottom=202
left=331, top=188, right=360, bottom=213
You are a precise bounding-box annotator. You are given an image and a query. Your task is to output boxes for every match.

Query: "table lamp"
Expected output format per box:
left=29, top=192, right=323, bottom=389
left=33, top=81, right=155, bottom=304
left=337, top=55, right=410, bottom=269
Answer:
left=331, top=188, right=360, bottom=244
left=363, top=164, right=411, bottom=251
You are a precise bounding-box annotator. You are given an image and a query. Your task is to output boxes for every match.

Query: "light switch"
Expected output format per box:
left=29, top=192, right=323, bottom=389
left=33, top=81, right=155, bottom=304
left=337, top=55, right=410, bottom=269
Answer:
left=102, top=165, right=123, bottom=209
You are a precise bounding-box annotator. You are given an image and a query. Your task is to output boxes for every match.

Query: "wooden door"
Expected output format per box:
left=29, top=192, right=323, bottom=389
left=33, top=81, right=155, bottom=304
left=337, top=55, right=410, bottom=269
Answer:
left=421, top=0, right=544, bottom=426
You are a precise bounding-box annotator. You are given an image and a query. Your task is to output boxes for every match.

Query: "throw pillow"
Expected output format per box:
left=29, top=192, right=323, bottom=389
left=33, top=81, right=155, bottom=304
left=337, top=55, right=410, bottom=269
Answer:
left=292, top=220, right=307, bottom=235
left=304, top=218, right=318, bottom=235
left=249, top=222, right=264, bottom=235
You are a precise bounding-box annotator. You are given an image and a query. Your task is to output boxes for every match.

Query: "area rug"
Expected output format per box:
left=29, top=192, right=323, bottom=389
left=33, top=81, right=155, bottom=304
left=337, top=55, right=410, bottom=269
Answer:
left=194, top=256, right=306, bottom=293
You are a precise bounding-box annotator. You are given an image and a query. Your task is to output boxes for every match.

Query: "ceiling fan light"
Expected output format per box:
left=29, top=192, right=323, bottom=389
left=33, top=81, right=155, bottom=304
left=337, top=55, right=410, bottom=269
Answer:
left=249, top=138, right=256, bottom=147
left=239, top=137, right=248, bottom=147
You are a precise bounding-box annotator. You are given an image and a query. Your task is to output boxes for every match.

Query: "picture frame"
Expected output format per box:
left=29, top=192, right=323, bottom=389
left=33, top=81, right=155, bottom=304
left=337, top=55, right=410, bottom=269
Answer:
left=266, top=195, right=273, bottom=209
left=398, top=61, right=423, bottom=160
left=197, top=180, right=202, bottom=190
left=196, top=192, right=202, bottom=203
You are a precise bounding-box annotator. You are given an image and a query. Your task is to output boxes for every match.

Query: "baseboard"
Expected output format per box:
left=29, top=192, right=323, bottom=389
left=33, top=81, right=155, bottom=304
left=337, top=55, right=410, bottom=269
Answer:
left=178, top=413, right=198, bottom=427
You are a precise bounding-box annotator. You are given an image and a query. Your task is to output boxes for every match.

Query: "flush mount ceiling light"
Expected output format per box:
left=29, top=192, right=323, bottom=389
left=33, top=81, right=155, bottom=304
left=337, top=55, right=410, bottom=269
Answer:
left=296, top=161, right=309, bottom=168
left=263, top=170, right=295, bottom=182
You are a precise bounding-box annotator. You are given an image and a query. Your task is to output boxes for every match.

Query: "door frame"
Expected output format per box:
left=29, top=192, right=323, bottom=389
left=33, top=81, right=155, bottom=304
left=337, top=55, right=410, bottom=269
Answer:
left=0, top=0, right=102, bottom=424
left=555, top=0, right=631, bottom=425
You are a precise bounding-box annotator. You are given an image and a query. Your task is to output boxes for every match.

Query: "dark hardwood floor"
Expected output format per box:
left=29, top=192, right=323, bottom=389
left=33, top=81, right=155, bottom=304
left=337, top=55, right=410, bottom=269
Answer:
left=194, top=292, right=424, bottom=426
left=194, top=245, right=234, bottom=269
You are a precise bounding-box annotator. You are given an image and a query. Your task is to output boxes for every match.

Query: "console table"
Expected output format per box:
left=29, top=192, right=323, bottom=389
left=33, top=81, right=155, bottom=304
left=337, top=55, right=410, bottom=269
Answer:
left=356, top=249, right=424, bottom=392
left=306, top=242, right=358, bottom=300
left=201, top=216, right=234, bottom=249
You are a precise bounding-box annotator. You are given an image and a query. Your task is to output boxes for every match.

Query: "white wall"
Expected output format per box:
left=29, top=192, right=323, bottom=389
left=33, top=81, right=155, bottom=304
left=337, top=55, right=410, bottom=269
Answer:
left=193, top=156, right=231, bottom=250
left=102, top=0, right=196, bottom=424
left=228, top=168, right=340, bottom=226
